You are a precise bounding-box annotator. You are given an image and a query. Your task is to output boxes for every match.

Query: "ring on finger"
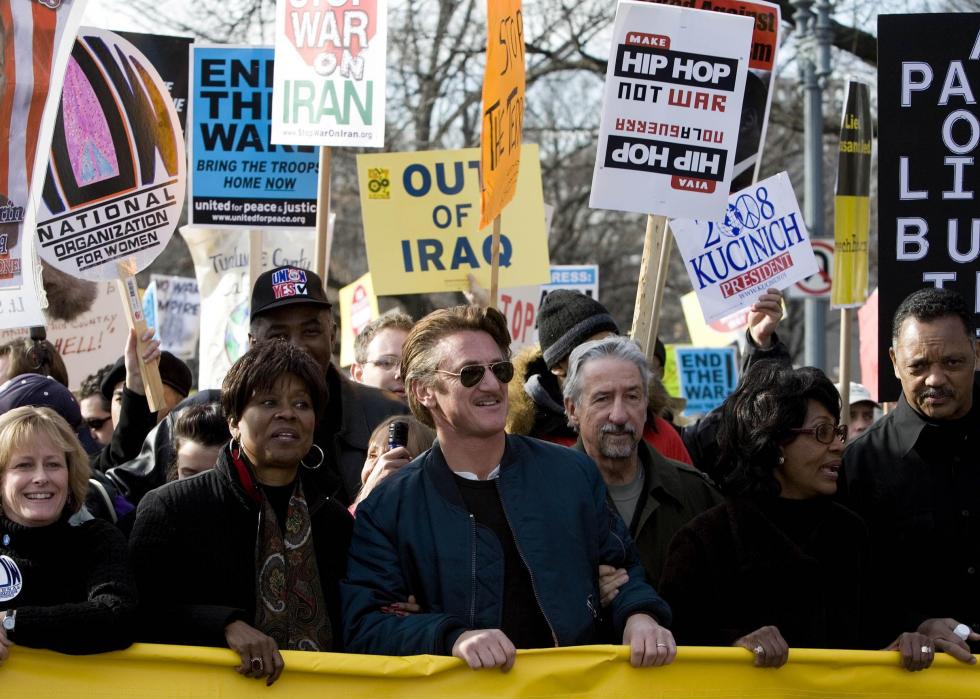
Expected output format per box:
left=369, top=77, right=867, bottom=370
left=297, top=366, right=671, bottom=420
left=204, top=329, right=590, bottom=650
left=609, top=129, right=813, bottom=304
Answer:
left=656, top=642, right=668, bottom=648
left=753, top=645, right=765, bottom=655
left=250, top=657, right=264, bottom=673
left=921, top=645, right=933, bottom=654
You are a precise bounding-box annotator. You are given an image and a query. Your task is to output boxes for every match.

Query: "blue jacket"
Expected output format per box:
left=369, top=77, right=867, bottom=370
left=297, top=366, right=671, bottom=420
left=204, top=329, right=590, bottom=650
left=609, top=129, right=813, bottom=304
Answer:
left=342, top=434, right=672, bottom=655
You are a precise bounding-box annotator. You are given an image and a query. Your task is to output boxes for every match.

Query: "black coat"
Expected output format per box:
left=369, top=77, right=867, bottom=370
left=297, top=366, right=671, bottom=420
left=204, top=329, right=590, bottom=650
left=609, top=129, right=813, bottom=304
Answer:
left=0, top=514, right=136, bottom=654
left=129, top=446, right=353, bottom=648
left=659, top=497, right=878, bottom=649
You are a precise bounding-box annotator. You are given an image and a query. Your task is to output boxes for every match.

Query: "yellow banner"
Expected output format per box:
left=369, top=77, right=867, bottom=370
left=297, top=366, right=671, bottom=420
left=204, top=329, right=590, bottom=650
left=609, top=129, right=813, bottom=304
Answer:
left=358, top=145, right=550, bottom=296
left=4, top=644, right=979, bottom=697
left=480, top=0, right=526, bottom=228
left=338, top=272, right=379, bottom=368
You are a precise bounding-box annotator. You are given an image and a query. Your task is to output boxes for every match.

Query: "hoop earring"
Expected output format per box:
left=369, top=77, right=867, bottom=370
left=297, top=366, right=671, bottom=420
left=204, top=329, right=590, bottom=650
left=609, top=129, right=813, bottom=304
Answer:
left=301, top=444, right=324, bottom=471
left=230, top=437, right=242, bottom=460
left=777, top=456, right=785, bottom=465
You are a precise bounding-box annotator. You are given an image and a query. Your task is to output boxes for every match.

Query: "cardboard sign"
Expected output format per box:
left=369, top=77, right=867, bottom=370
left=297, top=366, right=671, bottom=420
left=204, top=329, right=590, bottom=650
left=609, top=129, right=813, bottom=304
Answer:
left=181, top=226, right=316, bottom=389
left=188, top=46, right=320, bottom=229
left=35, top=28, right=185, bottom=281
left=640, top=0, right=780, bottom=193
left=877, top=14, right=980, bottom=398
left=675, top=346, right=738, bottom=416
left=590, top=1, right=753, bottom=220
left=338, top=272, right=379, bottom=367
left=271, top=0, right=387, bottom=147
left=680, top=290, right=746, bottom=347
left=671, top=171, right=818, bottom=323
left=357, top=144, right=550, bottom=295
left=0, top=281, right=127, bottom=392
left=480, top=0, right=525, bottom=228
left=149, top=274, right=201, bottom=359
left=117, top=32, right=192, bottom=132
left=831, top=80, right=872, bottom=309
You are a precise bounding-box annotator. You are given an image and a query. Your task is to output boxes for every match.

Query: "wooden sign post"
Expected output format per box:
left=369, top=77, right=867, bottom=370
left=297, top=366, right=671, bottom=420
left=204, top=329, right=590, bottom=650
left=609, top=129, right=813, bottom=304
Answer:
left=116, top=262, right=165, bottom=412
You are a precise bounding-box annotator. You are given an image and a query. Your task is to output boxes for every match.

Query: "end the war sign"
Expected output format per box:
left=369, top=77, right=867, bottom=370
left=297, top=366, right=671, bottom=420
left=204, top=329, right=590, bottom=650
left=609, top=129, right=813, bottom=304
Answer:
left=357, top=144, right=550, bottom=295
left=675, top=346, right=738, bottom=416
left=670, top=171, right=818, bottom=323
left=878, top=13, right=980, bottom=400
left=590, top=1, right=753, bottom=220
left=189, top=46, right=320, bottom=229
left=36, top=29, right=185, bottom=281
left=272, top=0, right=387, bottom=147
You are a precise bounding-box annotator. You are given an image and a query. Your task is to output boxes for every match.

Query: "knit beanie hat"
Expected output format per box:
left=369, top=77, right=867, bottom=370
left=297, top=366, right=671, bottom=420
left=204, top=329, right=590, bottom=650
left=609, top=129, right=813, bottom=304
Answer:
left=538, top=290, right=620, bottom=369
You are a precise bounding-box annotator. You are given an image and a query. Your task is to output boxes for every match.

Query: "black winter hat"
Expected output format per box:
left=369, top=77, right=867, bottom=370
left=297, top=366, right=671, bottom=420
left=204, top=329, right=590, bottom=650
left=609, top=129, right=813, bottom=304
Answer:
left=538, top=290, right=620, bottom=369
left=100, top=352, right=193, bottom=400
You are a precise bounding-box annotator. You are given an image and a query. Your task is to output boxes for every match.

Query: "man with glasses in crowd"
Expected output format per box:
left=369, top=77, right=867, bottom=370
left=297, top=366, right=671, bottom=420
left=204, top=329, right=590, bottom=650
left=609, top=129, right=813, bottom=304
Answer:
left=343, top=305, right=675, bottom=671
left=350, top=310, right=414, bottom=397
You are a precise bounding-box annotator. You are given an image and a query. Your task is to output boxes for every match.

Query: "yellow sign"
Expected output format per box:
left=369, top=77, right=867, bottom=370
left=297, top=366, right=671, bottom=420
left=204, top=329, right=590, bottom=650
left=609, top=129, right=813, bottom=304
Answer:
left=358, top=144, right=550, bottom=296
left=680, top=291, right=747, bottom=348
left=831, top=81, right=872, bottom=308
left=338, top=272, right=379, bottom=368
left=5, top=644, right=979, bottom=698
left=480, top=0, right=526, bottom=228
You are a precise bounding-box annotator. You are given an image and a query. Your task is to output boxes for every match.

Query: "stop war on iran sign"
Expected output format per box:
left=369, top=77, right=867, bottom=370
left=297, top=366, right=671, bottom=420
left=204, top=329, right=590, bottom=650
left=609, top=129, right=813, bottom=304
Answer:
left=271, top=0, right=387, bottom=147
left=670, top=171, right=818, bottom=323
left=590, top=1, right=752, bottom=220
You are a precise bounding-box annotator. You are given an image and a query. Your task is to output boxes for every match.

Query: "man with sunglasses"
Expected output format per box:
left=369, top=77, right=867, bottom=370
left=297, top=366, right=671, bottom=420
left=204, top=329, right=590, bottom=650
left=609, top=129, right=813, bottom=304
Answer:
left=343, top=305, right=675, bottom=671
left=840, top=288, right=980, bottom=664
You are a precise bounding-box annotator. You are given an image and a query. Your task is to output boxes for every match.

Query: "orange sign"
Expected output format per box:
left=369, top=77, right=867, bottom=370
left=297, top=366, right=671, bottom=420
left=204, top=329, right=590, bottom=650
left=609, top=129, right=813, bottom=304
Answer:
left=479, top=0, right=526, bottom=228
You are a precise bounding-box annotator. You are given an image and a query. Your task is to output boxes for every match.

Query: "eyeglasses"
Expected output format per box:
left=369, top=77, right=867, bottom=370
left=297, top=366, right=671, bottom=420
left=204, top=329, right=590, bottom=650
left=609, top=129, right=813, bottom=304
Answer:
left=435, top=361, right=514, bottom=388
left=365, top=355, right=400, bottom=371
left=86, top=416, right=111, bottom=430
left=789, top=423, right=848, bottom=445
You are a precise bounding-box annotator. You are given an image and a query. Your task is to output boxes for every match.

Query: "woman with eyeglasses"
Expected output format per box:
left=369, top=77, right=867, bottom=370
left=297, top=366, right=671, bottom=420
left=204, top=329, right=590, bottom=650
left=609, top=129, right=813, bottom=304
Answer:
left=129, top=340, right=353, bottom=685
left=658, top=361, right=936, bottom=672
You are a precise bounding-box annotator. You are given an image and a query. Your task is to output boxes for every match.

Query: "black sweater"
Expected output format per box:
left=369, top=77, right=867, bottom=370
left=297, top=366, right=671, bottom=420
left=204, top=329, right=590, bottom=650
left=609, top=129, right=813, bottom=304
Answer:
left=129, top=446, right=353, bottom=648
left=0, top=513, right=136, bottom=654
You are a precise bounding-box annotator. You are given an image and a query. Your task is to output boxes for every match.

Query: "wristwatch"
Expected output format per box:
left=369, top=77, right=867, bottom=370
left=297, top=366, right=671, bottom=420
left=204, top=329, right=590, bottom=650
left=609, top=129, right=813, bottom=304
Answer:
left=2, top=609, right=15, bottom=634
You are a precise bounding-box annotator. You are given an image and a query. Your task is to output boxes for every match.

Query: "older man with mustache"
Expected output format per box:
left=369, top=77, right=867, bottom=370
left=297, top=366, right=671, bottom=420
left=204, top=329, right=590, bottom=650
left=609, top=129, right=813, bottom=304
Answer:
left=840, top=287, right=980, bottom=663
left=564, top=336, right=721, bottom=591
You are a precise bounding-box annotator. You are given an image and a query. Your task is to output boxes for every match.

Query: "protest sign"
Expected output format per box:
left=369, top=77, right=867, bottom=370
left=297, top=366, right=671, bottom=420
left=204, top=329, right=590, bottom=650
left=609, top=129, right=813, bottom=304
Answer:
left=189, top=46, right=320, bottom=229
left=357, top=144, right=550, bottom=295
left=0, top=281, right=126, bottom=392
left=35, top=28, right=185, bottom=281
left=831, top=80, right=872, bottom=309
left=788, top=238, right=833, bottom=298
left=271, top=0, right=387, bottom=147
left=675, top=345, right=738, bottom=416
left=480, top=0, right=525, bottom=229
left=117, top=32, right=192, bottom=132
left=338, top=272, right=379, bottom=367
left=149, top=274, right=201, bottom=359
left=671, top=171, right=818, bottom=323
left=680, top=290, right=746, bottom=347
left=877, top=14, right=980, bottom=399
left=640, top=0, right=781, bottom=193
left=181, top=226, right=316, bottom=389
left=590, top=1, right=753, bottom=220
left=0, top=0, right=86, bottom=327
left=142, top=280, right=158, bottom=342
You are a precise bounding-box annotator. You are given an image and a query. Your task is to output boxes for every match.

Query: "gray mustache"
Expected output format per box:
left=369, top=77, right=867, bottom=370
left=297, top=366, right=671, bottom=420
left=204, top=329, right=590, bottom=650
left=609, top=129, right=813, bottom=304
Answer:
left=600, top=424, right=636, bottom=437
left=920, top=388, right=954, bottom=400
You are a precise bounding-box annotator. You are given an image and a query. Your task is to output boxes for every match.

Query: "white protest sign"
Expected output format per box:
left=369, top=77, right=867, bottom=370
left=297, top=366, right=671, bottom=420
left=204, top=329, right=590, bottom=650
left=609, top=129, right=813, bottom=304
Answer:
left=35, top=28, right=185, bottom=281
left=271, top=0, right=387, bottom=147
left=590, top=1, right=752, bottom=220
left=181, top=226, right=316, bottom=389
left=670, top=171, right=818, bottom=323
left=149, top=274, right=201, bottom=359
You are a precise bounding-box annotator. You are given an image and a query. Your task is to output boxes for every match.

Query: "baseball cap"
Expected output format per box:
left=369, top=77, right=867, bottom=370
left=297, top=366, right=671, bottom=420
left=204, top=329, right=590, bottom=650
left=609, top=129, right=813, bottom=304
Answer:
left=835, top=381, right=879, bottom=407
left=250, top=266, right=332, bottom=320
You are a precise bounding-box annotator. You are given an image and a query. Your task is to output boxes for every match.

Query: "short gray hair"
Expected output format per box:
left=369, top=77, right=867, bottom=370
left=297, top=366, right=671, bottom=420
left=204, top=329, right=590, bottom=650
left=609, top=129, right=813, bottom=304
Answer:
left=563, top=336, right=652, bottom=408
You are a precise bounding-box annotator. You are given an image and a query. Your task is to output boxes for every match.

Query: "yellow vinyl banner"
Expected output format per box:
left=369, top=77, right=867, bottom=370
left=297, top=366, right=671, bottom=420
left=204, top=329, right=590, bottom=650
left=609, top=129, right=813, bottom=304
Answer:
left=831, top=80, right=872, bottom=309
left=3, top=644, right=980, bottom=698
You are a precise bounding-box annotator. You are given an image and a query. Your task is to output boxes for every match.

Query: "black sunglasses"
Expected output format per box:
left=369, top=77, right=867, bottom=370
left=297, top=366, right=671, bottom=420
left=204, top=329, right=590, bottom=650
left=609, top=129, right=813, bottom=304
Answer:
left=86, top=416, right=111, bottom=430
left=436, top=361, right=514, bottom=388
left=789, top=423, right=847, bottom=445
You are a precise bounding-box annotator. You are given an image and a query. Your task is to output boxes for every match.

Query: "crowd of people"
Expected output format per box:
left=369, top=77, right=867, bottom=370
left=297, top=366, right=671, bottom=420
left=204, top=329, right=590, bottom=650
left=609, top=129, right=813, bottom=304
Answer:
left=0, top=263, right=977, bottom=685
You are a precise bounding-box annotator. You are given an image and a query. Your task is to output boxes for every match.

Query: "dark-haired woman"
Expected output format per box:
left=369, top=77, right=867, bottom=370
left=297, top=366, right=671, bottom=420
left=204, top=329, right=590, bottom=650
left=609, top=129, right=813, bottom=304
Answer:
left=659, top=361, right=935, bottom=672
left=129, top=341, right=352, bottom=685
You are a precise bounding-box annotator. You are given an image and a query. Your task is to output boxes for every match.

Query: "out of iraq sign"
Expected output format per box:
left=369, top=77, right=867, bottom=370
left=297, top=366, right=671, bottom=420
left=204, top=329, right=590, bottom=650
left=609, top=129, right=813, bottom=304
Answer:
left=590, top=0, right=753, bottom=220
left=878, top=13, right=980, bottom=401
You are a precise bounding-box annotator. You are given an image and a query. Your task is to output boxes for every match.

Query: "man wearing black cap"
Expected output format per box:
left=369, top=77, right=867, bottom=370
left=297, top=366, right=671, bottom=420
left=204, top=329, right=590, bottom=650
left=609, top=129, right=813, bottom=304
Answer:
left=249, top=266, right=407, bottom=504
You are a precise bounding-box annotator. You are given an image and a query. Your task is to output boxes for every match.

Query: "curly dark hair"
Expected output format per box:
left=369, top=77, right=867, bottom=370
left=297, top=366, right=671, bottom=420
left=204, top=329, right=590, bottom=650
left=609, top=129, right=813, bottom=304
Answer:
left=719, top=361, right=841, bottom=497
left=221, top=340, right=327, bottom=426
